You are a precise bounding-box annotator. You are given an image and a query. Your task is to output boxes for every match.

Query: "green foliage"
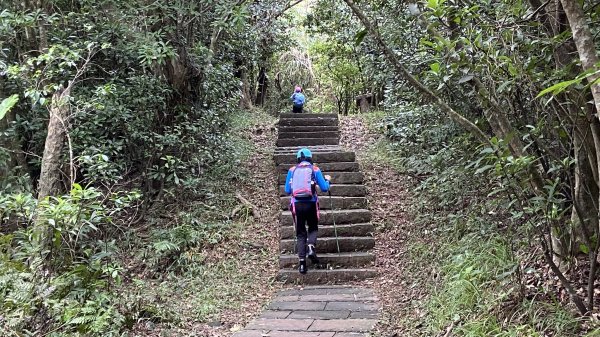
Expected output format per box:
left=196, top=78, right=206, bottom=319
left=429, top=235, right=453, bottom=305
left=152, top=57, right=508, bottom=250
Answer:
left=141, top=219, right=232, bottom=274
left=427, top=234, right=514, bottom=332
left=537, top=67, right=600, bottom=99
left=367, top=105, right=583, bottom=334
left=300, top=0, right=386, bottom=114
left=0, top=185, right=140, bottom=336
left=375, top=103, right=461, bottom=174
left=0, top=0, right=285, bottom=199
left=0, top=94, right=18, bottom=120
left=310, top=39, right=362, bottom=114
left=424, top=231, right=580, bottom=337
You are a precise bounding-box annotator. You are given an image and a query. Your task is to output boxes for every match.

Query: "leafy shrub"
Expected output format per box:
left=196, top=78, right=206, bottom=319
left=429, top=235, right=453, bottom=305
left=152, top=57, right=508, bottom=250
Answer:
left=0, top=186, right=140, bottom=336
left=375, top=103, right=462, bottom=174
left=140, top=217, right=232, bottom=274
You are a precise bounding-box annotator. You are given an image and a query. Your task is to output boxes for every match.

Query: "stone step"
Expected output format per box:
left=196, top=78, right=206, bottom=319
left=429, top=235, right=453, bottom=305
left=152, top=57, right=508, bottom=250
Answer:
left=280, top=113, right=339, bottom=119
left=279, top=252, right=375, bottom=268
left=278, top=172, right=363, bottom=185
left=274, top=144, right=342, bottom=152
left=278, top=131, right=341, bottom=139
left=279, top=126, right=340, bottom=133
left=279, top=184, right=367, bottom=197
left=276, top=138, right=339, bottom=147
left=279, top=118, right=338, bottom=127
left=280, top=236, right=374, bottom=253
left=274, top=152, right=355, bottom=165
left=277, top=268, right=377, bottom=284
left=280, top=196, right=367, bottom=210
left=274, top=149, right=343, bottom=157
left=277, top=162, right=360, bottom=173
left=280, top=209, right=372, bottom=226
left=274, top=150, right=344, bottom=157
left=280, top=223, right=375, bottom=239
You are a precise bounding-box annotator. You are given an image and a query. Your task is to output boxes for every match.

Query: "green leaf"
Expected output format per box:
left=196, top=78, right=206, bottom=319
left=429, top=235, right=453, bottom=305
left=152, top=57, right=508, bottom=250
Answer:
left=427, top=0, right=439, bottom=9
left=475, top=164, right=494, bottom=175
left=420, top=39, right=435, bottom=48
left=536, top=79, right=579, bottom=98
left=480, top=147, right=495, bottom=154
left=458, top=75, right=473, bottom=84
left=497, top=80, right=513, bottom=93
left=355, top=29, right=368, bottom=46
left=0, top=95, right=19, bottom=121
left=429, top=62, right=440, bottom=74
left=537, top=67, right=600, bottom=98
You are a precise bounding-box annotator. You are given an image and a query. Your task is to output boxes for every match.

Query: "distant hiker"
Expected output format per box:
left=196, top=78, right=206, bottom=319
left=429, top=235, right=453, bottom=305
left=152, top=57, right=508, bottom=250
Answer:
left=285, top=148, right=331, bottom=274
left=290, top=85, right=306, bottom=113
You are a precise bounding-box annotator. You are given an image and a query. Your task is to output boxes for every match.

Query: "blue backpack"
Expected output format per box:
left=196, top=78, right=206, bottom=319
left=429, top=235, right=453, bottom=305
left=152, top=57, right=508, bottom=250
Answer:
left=292, top=93, right=305, bottom=107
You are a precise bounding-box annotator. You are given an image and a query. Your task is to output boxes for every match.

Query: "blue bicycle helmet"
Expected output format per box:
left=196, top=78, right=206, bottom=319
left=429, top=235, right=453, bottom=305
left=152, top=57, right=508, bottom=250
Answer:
left=297, top=148, right=312, bottom=160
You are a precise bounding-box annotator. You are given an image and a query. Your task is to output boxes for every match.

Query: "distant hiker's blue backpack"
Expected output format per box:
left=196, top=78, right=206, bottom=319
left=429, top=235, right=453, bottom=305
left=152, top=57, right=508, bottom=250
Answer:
left=292, top=93, right=305, bottom=107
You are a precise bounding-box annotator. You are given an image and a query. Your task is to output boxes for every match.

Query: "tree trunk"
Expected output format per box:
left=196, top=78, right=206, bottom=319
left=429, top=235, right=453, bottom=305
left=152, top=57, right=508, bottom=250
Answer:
left=473, top=78, right=527, bottom=157
left=38, top=87, right=70, bottom=200
left=560, top=0, right=600, bottom=254
left=255, top=66, right=268, bottom=106
left=568, top=115, right=599, bottom=254
left=560, top=0, right=600, bottom=115
left=359, top=95, right=369, bottom=113
left=240, top=69, right=253, bottom=110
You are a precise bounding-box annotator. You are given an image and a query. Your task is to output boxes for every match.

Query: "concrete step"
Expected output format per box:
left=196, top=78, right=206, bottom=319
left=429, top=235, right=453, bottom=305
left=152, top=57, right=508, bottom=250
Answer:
left=277, top=268, right=377, bottom=284
left=280, top=236, right=375, bottom=253
left=278, top=131, right=341, bottom=139
left=276, top=138, right=339, bottom=147
left=279, top=252, right=375, bottom=268
left=274, top=152, right=355, bottom=165
left=280, top=209, right=372, bottom=226
left=280, top=196, right=367, bottom=210
left=277, top=162, right=360, bottom=173
left=278, top=172, right=363, bottom=185
left=279, top=184, right=367, bottom=197
left=279, top=113, right=339, bottom=119
left=279, top=126, right=339, bottom=132
left=279, top=118, right=338, bottom=127
left=280, top=223, right=375, bottom=239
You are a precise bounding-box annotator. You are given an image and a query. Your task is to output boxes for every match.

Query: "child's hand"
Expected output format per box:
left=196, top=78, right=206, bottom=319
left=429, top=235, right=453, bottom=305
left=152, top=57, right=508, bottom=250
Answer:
left=324, top=175, right=331, bottom=181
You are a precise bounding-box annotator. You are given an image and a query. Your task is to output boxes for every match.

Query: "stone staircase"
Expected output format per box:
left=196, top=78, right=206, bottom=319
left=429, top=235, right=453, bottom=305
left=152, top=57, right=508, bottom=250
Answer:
left=274, top=113, right=376, bottom=284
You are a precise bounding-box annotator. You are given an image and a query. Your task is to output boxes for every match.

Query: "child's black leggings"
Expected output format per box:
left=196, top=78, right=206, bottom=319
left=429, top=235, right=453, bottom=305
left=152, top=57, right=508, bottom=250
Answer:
left=294, top=202, right=318, bottom=260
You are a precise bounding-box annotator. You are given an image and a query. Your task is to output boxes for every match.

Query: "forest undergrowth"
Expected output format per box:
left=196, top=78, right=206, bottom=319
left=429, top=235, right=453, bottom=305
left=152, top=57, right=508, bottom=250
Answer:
left=341, top=112, right=596, bottom=337
left=124, top=109, right=281, bottom=337
left=0, top=109, right=281, bottom=337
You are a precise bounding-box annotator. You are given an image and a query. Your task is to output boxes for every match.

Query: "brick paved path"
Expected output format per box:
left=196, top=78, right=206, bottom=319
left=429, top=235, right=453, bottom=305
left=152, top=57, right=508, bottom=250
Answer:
left=233, top=286, right=378, bottom=337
